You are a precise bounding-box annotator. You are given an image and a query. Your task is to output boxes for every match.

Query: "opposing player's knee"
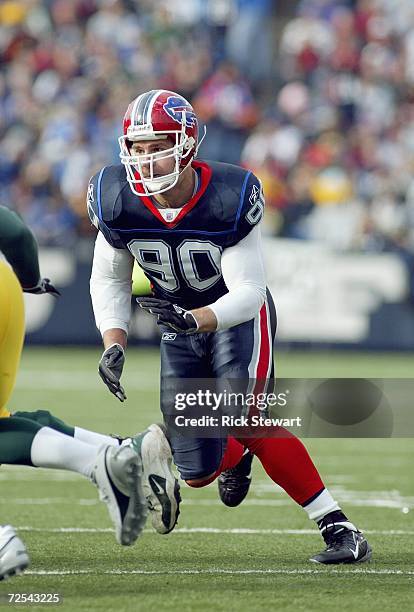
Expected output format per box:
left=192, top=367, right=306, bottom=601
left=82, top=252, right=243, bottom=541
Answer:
left=185, top=472, right=217, bottom=488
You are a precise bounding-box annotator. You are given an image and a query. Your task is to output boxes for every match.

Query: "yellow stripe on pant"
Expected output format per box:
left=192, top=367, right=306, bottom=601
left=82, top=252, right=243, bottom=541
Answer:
left=0, top=261, right=25, bottom=417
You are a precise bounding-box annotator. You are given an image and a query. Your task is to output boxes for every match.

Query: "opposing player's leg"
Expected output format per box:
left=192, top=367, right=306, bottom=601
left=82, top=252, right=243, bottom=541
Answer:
left=14, top=409, right=181, bottom=535
left=0, top=526, right=29, bottom=580
left=12, top=409, right=122, bottom=447
left=0, top=417, right=147, bottom=545
left=11, top=409, right=170, bottom=536
left=0, top=262, right=25, bottom=418
left=211, top=290, right=371, bottom=564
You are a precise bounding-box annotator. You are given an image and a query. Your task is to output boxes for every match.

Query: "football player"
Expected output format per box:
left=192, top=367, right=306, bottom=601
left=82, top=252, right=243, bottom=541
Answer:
left=0, top=206, right=60, bottom=421
left=88, top=90, right=371, bottom=564
left=0, top=204, right=58, bottom=579
left=0, top=207, right=147, bottom=579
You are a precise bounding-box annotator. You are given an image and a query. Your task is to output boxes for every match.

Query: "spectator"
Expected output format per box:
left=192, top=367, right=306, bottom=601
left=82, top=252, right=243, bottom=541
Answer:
left=242, top=0, right=414, bottom=254
left=193, top=61, right=259, bottom=164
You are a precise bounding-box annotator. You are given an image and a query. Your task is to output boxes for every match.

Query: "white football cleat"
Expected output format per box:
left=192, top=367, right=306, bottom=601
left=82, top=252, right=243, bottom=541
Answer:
left=130, top=424, right=181, bottom=534
left=92, top=444, right=148, bottom=545
left=0, top=525, right=29, bottom=580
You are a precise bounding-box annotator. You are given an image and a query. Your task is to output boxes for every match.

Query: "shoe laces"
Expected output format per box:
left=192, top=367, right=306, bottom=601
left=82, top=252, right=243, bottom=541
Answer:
left=221, top=468, right=243, bottom=485
left=220, top=472, right=251, bottom=494
left=322, top=523, right=357, bottom=549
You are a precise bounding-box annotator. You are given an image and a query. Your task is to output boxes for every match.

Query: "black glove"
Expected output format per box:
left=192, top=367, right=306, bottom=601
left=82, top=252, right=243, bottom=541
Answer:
left=136, top=297, right=198, bottom=334
left=23, top=278, right=60, bottom=297
left=98, top=343, right=127, bottom=402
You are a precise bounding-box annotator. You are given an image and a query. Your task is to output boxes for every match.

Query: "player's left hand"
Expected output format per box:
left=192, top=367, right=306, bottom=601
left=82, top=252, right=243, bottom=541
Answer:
left=23, top=278, right=61, bottom=297
left=98, top=343, right=127, bottom=402
left=136, top=297, right=198, bottom=334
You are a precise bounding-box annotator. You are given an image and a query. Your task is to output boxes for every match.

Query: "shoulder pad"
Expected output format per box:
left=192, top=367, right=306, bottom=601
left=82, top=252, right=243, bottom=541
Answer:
left=236, top=172, right=265, bottom=240
left=86, top=172, right=100, bottom=230
left=87, top=166, right=127, bottom=248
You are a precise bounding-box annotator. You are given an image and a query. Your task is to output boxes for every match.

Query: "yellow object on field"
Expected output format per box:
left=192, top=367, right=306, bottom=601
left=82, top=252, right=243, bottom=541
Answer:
left=132, top=262, right=152, bottom=296
left=0, top=261, right=25, bottom=416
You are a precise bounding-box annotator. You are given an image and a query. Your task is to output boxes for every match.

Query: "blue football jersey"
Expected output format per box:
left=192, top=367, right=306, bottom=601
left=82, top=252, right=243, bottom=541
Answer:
left=87, top=160, right=264, bottom=309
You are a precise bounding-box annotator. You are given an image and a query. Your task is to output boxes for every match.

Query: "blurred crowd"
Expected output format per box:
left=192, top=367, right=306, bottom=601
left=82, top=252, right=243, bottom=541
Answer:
left=243, top=0, right=414, bottom=263
left=1, top=0, right=414, bottom=262
left=0, top=0, right=272, bottom=245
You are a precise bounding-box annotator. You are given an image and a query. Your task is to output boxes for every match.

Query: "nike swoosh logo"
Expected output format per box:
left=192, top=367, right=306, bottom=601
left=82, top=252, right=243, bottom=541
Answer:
left=348, top=533, right=359, bottom=559
left=148, top=474, right=167, bottom=497
left=148, top=474, right=171, bottom=528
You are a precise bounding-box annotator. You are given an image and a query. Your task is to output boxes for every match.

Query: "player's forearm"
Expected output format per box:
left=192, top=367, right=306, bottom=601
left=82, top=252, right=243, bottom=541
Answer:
left=207, top=284, right=265, bottom=330
left=192, top=285, right=266, bottom=332
left=190, top=306, right=218, bottom=332
left=90, top=279, right=131, bottom=337
left=206, top=223, right=266, bottom=330
left=0, top=207, right=41, bottom=288
left=103, top=328, right=127, bottom=350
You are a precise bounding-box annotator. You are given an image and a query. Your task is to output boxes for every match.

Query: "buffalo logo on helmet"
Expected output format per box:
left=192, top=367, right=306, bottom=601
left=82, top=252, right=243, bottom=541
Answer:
left=163, top=96, right=197, bottom=128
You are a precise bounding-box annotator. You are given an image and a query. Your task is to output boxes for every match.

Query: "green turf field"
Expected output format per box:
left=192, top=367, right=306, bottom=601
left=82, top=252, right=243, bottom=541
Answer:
left=1, top=347, right=413, bottom=611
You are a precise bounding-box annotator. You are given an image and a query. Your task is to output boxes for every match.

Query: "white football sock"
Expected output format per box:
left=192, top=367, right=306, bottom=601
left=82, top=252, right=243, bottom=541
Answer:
left=303, top=488, right=341, bottom=521
left=74, top=427, right=119, bottom=447
left=30, top=427, right=100, bottom=479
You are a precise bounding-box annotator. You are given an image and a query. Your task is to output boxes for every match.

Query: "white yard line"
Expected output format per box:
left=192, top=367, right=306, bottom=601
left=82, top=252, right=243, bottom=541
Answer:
left=24, top=568, right=414, bottom=577
left=14, top=526, right=414, bottom=536
left=184, top=498, right=413, bottom=509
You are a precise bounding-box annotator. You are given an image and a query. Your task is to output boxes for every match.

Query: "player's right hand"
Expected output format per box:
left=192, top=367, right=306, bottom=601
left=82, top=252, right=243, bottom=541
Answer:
left=98, top=343, right=127, bottom=402
left=136, top=297, right=198, bottom=333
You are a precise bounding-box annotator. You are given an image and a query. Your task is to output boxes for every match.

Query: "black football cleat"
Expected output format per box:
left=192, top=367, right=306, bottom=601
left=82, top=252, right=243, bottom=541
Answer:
left=218, top=450, right=253, bottom=507
left=310, top=514, right=372, bottom=564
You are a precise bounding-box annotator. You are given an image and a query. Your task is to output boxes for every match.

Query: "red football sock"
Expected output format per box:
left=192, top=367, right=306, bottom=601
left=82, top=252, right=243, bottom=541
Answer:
left=240, top=429, right=324, bottom=505
left=185, top=436, right=244, bottom=487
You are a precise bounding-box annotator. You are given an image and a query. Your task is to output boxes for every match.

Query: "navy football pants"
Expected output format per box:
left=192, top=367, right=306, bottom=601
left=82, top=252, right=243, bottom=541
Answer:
left=159, top=290, right=277, bottom=480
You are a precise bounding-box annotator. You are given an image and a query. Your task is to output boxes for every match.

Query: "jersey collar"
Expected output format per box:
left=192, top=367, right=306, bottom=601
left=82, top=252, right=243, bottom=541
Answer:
left=135, top=160, right=212, bottom=228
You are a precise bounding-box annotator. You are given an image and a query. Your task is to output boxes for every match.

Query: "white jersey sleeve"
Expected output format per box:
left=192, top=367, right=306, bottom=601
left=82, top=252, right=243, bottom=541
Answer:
left=90, top=232, right=134, bottom=336
left=207, top=223, right=267, bottom=330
